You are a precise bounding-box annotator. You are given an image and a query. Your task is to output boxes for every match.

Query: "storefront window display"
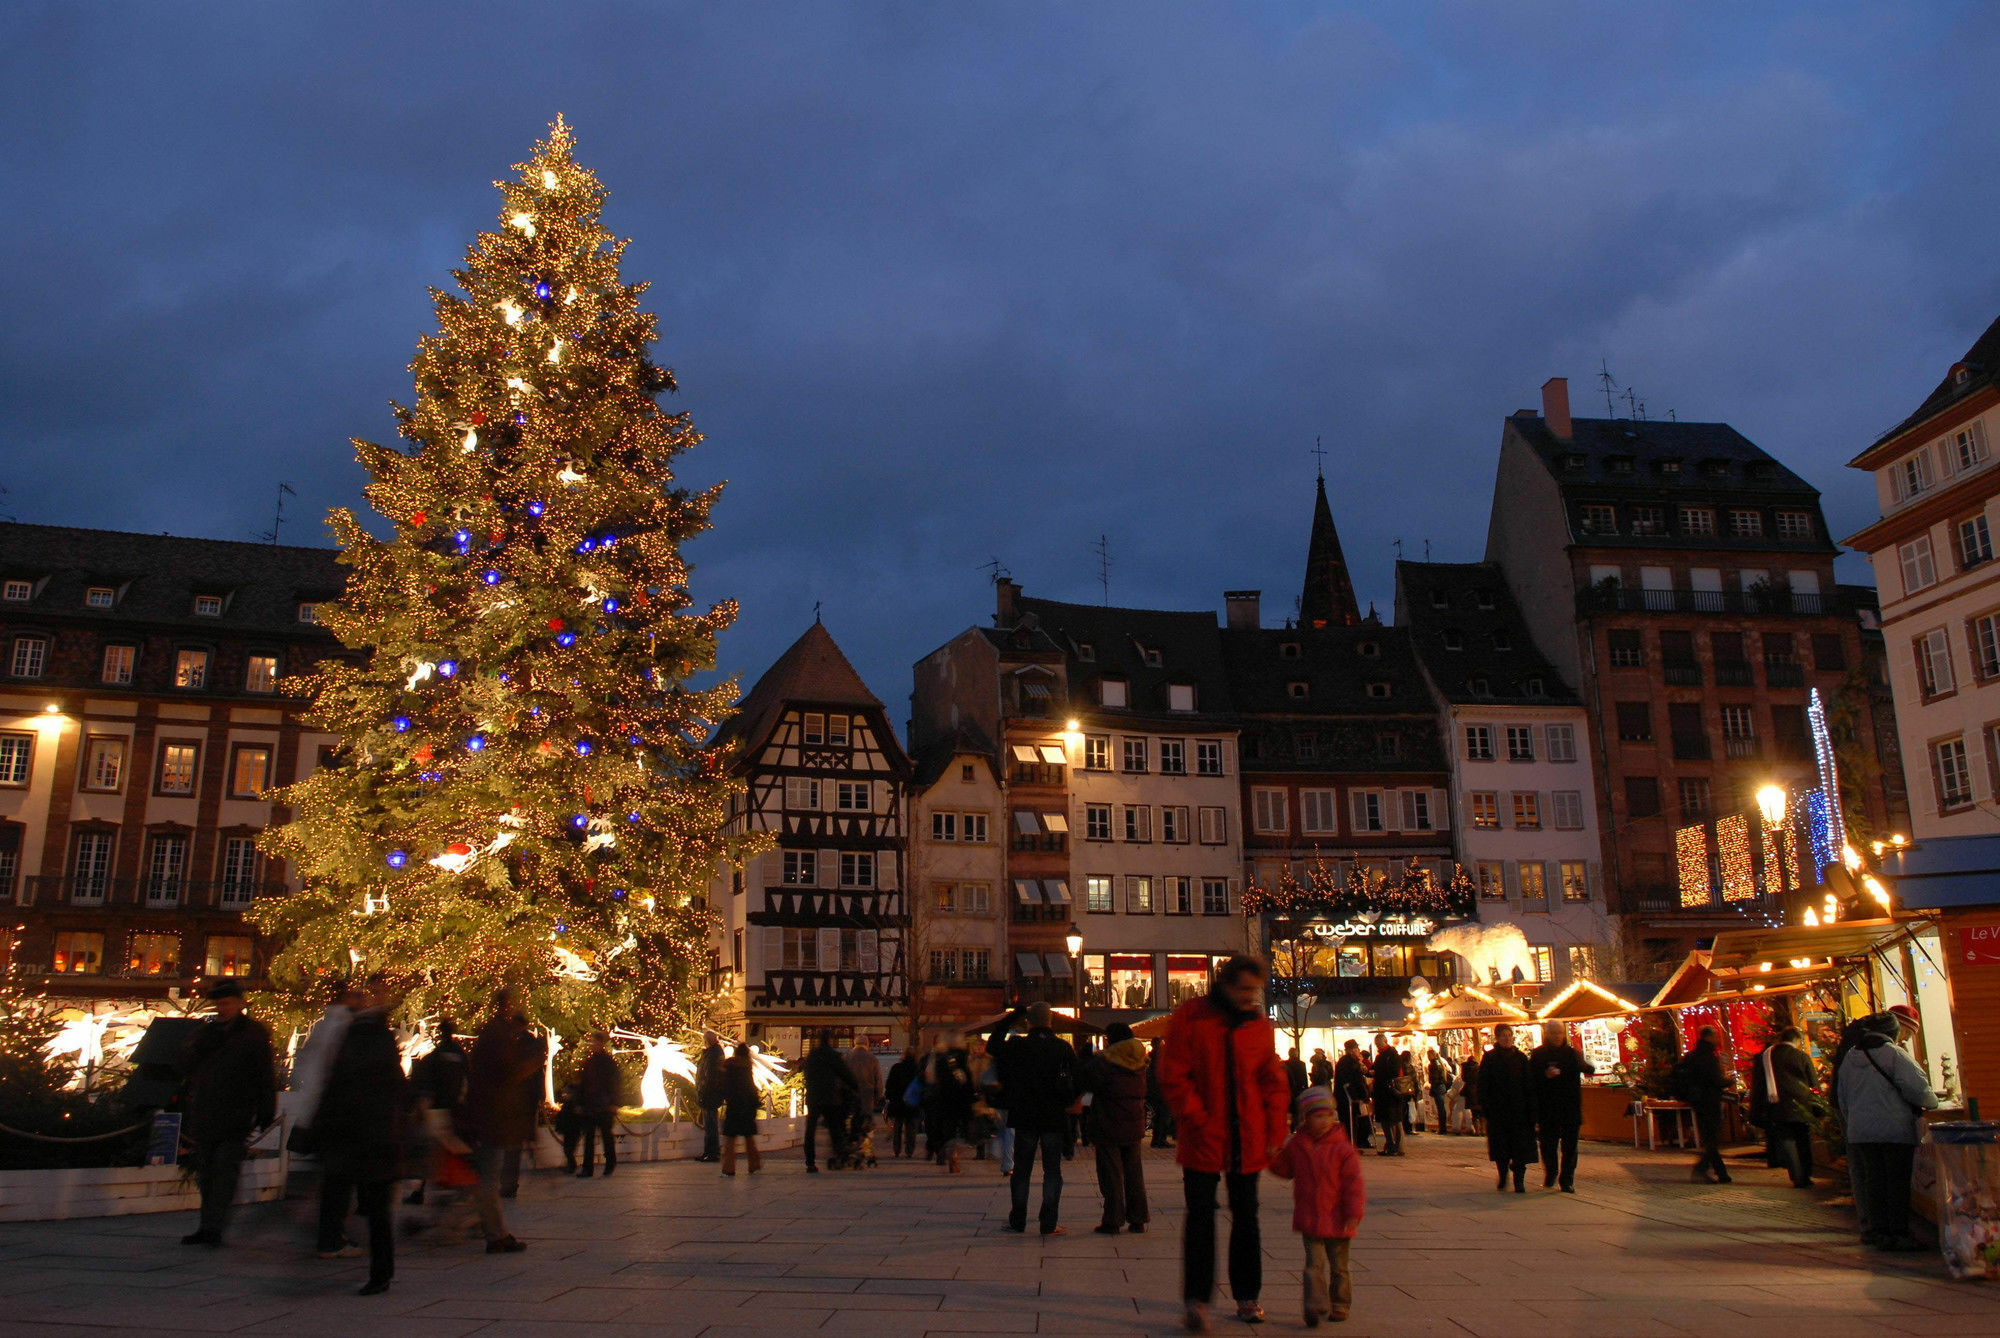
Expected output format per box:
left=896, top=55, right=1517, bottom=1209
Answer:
left=1083, top=953, right=1157, bottom=1009
left=1165, top=955, right=1212, bottom=1005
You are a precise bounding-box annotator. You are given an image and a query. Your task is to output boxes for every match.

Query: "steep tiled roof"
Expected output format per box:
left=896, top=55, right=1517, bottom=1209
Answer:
left=1510, top=414, right=1820, bottom=497
left=0, top=521, right=344, bottom=636
left=1218, top=624, right=1431, bottom=717
left=911, top=724, right=1000, bottom=791
left=711, top=621, right=884, bottom=755
left=1865, top=311, right=2000, bottom=452
left=1394, top=561, right=1579, bottom=706
left=1300, top=476, right=1360, bottom=628
left=1010, top=595, right=1235, bottom=721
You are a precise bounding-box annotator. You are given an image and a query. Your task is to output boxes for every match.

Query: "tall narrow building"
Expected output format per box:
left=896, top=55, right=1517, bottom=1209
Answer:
left=1300, top=475, right=1362, bottom=629
left=710, top=622, right=911, bottom=1057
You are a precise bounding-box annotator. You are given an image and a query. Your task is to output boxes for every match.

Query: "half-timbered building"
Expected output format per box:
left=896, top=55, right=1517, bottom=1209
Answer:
left=711, top=622, right=911, bottom=1057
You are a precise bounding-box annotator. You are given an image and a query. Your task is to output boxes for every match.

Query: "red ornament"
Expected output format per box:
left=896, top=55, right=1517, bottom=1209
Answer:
left=414, top=744, right=433, bottom=762
left=489, top=529, right=504, bottom=543
left=634, top=591, right=649, bottom=606
left=472, top=412, right=487, bottom=426
left=411, top=511, right=428, bottom=525
left=445, top=841, right=473, bottom=857
left=548, top=618, right=565, bottom=631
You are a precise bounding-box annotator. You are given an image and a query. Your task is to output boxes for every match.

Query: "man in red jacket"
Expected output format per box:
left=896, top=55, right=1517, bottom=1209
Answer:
left=1160, top=955, right=1291, bottom=1332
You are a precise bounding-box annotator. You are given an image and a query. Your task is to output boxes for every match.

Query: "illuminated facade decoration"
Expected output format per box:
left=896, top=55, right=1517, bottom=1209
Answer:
left=1717, top=813, right=1755, bottom=902
left=1677, top=824, right=1711, bottom=908
left=1807, top=688, right=1846, bottom=851
left=1759, top=825, right=1784, bottom=899
left=1806, top=789, right=1835, bottom=880
left=1781, top=825, right=1802, bottom=891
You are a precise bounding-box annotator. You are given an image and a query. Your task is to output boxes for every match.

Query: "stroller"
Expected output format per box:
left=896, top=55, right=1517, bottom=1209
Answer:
left=832, top=1105, right=878, bottom=1170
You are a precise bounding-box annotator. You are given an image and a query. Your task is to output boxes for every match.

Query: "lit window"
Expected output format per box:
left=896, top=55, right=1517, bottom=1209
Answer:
left=205, top=935, right=254, bottom=978
left=1728, top=510, right=1764, bottom=538
left=1518, top=862, right=1547, bottom=900
left=85, top=586, right=115, bottom=609
left=1, top=579, right=30, bottom=602
left=53, top=931, right=104, bottom=975
left=1580, top=504, right=1616, bottom=534
left=127, top=933, right=182, bottom=975
left=83, top=737, right=125, bottom=792
left=0, top=733, right=29, bottom=784
left=193, top=595, right=223, bottom=617
left=175, top=649, right=209, bottom=689
left=229, top=746, right=272, bottom=798
left=1511, top=792, right=1541, bottom=830
left=297, top=603, right=318, bottom=624
left=157, top=742, right=199, bottom=795
left=1469, top=792, right=1499, bottom=829
left=1679, top=507, right=1715, bottom=537
left=1560, top=862, right=1590, bottom=902
left=102, top=644, right=135, bottom=685
left=1476, top=863, right=1505, bottom=900
left=244, top=654, right=279, bottom=694
left=10, top=636, right=46, bottom=679
left=1085, top=876, right=1114, bottom=912
left=1126, top=875, right=1155, bottom=914
left=1530, top=946, right=1555, bottom=982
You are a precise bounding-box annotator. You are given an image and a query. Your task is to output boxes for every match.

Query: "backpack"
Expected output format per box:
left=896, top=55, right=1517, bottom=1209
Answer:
left=1667, top=1053, right=1698, bottom=1104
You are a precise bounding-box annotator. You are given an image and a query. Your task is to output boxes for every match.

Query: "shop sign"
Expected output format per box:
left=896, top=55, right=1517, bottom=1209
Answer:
left=1961, top=924, right=2000, bottom=967
left=1304, top=917, right=1438, bottom=940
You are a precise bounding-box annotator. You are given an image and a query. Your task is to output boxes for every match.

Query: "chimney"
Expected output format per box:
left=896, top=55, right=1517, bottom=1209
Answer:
left=1224, top=590, right=1261, bottom=631
left=995, top=577, right=1020, bottom=626
left=1542, top=377, right=1572, bottom=441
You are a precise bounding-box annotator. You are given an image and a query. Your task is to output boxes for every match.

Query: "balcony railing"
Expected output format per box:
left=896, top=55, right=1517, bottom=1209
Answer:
left=1713, top=661, right=1754, bottom=687
left=1671, top=733, right=1711, bottom=761
left=22, top=876, right=285, bottom=911
left=1579, top=586, right=1845, bottom=618
left=1764, top=661, right=1806, bottom=688
left=1724, top=736, right=1762, bottom=759
left=1661, top=661, right=1703, bottom=686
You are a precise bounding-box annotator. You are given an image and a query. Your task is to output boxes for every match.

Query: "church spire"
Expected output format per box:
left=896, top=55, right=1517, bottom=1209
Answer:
left=1299, top=474, right=1360, bottom=628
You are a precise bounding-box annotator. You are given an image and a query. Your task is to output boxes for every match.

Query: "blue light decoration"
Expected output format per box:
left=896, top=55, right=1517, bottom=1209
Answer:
left=437, top=660, right=458, bottom=678
left=570, top=813, right=589, bottom=830
left=419, top=770, right=442, bottom=783
left=529, top=706, right=542, bottom=718
left=391, top=715, right=412, bottom=733
left=512, top=412, right=526, bottom=426
left=482, top=569, right=502, bottom=585
left=576, top=537, right=596, bottom=553
left=598, top=533, right=616, bottom=549
left=534, top=281, right=552, bottom=300
left=1806, top=688, right=1846, bottom=851
left=454, top=529, right=472, bottom=551
left=627, top=735, right=641, bottom=746
left=557, top=631, right=577, bottom=647
left=612, top=888, right=626, bottom=900
left=498, top=672, right=511, bottom=685
left=602, top=597, right=619, bottom=614
left=574, top=739, right=593, bottom=756
left=386, top=850, right=408, bottom=869
left=627, top=811, right=641, bottom=823
left=527, top=501, right=545, bottom=517
left=554, top=921, right=568, bottom=935
left=1805, top=789, right=1835, bottom=882
left=466, top=735, right=486, bottom=752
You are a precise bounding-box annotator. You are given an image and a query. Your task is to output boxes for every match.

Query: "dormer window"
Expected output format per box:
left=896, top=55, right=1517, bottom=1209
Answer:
left=1492, top=631, right=1513, bottom=651
left=297, top=603, right=319, bottom=624
left=1429, top=590, right=1449, bottom=609
left=1580, top=504, right=1617, bottom=534
left=1475, top=591, right=1495, bottom=611
left=1365, top=681, right=1392, bottom=699
left=1357, top=641, right=1379, bottom=658
left=1559, top=453, right=1586, bottom=471
left=193, top=595, right=223, bottom=617
left=1525, top=677, right=1546, bottom=697
left=1099, top=678, right=1128, bottom=708
left=1955, top=365, right=1971, bottom=387
left=1701, top=459, right=1731, bottom=478
left=1607, top=456, right=1634, bottom=475
left=1279, top=642, right=1302, bottom=660
left=1138, top=645, right=1162, bottom=668
left=1, top=580, right=30, bottom=602
left=1167, top=683, right=1196, bottom=712
left=85, top=587, right=116, bottom=609
left=1442, top=629, right=1463, bottom=651
left=1467, top=678, right=1490, bottom=696
left=1287, top=682, right=1310, bottom=700
left=1076, top=642, right=1095, bottom=662
left=1658, top=458, right=1683, bottom=476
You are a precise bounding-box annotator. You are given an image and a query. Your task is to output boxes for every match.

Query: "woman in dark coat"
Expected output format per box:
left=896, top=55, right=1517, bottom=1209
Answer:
left=719, top=1044, right=763, bottom=1175
left=1476, top=1024, right=1537, bottom=1192
left=1369, top=1034, right=1409, bottom=1156
left=1333, top=1040, right=1373, bottom=1149
left=922, top=1034, right=976, bottom=1171
left=313, top=979, right=409, bottom=1295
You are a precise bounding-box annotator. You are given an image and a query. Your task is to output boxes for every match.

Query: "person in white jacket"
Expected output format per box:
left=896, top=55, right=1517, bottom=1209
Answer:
left=1836, top=1006, right=1939, bottom=1252
left=291, top=982, right=360, bottom=1259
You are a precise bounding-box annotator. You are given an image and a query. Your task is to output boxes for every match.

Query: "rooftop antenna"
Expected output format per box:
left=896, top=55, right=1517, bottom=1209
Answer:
left=979, top=556, right=1010, bottom=584
left=1310, top=436, right=1327, bottom=481
left=1620, top=387, right=1644, bottom=422
left=813, top=600, right=822, bottom=625
left=256, top=482, right=296, bottom=545
left=1424, top=539, right=1431, bottom=561
left=1091, top=534, right=1112, bottom=605
left=1597, top=358, right=1618, bottom=415
left=1392, top=538, right=1404, bottom=560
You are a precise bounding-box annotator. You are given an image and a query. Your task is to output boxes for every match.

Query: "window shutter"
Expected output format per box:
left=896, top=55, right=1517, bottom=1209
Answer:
left=857, top=930, right=880, bottom=973
left=1227, top=878, right=1240, bottom=914
left=1930, top=744, right=1951, bottom=817
left=1350, top=791, right=1369, bottom=831
left=1431, top=789, right=1451, bottom=830
left=817, top=927, right=842, bottom=969
left=763, top=926, right=782, bottom=972
left=818, top=849, right=838, bottom=889
left=876, top=852, right=897, bottom=891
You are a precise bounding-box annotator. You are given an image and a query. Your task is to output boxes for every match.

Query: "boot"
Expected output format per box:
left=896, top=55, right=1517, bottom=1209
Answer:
left=1513, top=1168, right=1526, bottom=1193
left=1496, top=1167, right=1508, bottom=1191
left=721, top=1142, right=736, bottom=1176
left=747, top=1142, right=763, bottom=1174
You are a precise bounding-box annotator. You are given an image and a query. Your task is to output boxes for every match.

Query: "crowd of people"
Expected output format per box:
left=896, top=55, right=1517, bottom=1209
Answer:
left=169, top=958, right=1945, bottom=1314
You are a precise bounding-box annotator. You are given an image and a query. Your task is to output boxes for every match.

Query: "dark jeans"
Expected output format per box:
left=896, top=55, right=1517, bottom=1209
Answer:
left=1095, top=1141, right=1149, bottom=1229
left=1148, top=1101, right=1176, bottom=1147
left=317, top=1167, right=356, bottom=1251
left=1538, top=1120, right=1580, bottom=1188
left=805, top=1105, right=848, bottom=1168
left=1850, top=1142, right=1917, bottom=1241
left=582, top=1115, right=616, bottom=1173
left=1008, top=1129, right=1066, bottom=1231
left=1377, top=1102, right=1404, bottom=1153
left=1769, top=1120, right=1813, bottom=1186
left=1182, top=1168, right=1261, bottom=1305
left=501, top=1145, right=522, bottom=1194
left=701, top=1107, right=721, bottom=1160
left=891, top=1113, right=919, bottom=1157
left=193, top=1139, right=246, bottom=1238
left=355, top=1179, right=394, bottom=1286
left=1692, top=1107, right=1727, bottom=1180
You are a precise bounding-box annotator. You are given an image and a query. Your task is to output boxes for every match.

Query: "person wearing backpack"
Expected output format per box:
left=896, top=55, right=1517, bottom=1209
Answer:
left=1674, top=1026, right=1733, bottom=1184
left=988, top=1003, right=1079, bottom=1232
left=1837, top=1007, right=1939, bottom=1250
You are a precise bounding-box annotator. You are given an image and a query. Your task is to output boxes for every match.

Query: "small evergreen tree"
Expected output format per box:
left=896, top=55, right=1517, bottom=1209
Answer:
left=257, top=119, right=749, bottom=1036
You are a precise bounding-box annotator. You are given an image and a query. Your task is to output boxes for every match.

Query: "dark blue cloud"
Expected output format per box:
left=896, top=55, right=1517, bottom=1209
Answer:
left=1, top=1, right=1994, bottom=712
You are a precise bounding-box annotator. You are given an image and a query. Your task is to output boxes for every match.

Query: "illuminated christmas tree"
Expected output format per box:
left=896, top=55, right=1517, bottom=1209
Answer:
left=256, top=119, right=747, bottom=1035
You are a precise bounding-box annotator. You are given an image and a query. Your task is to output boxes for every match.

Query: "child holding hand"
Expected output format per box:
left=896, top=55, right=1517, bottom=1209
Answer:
left=1268, top=1086, right=1366, bottom=1326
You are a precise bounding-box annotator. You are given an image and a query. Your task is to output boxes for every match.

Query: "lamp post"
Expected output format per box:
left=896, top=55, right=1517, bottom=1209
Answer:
left=1755, top=785, right=1787, bottom=830
left=1065, top=929, right=1084, bottom=1015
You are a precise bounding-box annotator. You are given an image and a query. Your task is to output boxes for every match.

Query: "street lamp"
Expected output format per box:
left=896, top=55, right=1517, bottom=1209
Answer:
left=1755, top=785, right=1787, bottom=829
left=1065, top=929, right=1084, bottom=1012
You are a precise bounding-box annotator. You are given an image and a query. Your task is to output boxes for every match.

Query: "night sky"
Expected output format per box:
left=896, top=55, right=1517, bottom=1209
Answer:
left=4, top=4, right=1995, bottom=723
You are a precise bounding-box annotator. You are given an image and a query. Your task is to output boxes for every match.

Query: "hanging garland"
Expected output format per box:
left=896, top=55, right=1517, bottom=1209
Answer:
left=1243, top=856, right=1477, bottom=920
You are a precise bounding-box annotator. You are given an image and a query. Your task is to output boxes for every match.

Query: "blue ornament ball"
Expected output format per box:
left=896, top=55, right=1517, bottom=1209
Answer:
left=482, top=569, right=502, bottom=585
left=386, top=850, right=408, bottom=869
left=391, top=715, right=411, bottom=733
left=438, top=660, right=457, bottom=678
left=527, top=501, right=545, bottom=516
left=575, top=739, right=593, bottom=756
left=557, top=631, right=577, bottom=647
left=465, top=735, right=485, bottom=752
left=570, top=813, right=589, bottom=830
left=535, top=281, right=552, bottom=300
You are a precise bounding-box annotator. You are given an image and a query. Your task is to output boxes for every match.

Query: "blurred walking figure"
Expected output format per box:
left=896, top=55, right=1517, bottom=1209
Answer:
left=884, top=1047, right=922, bottom=1158
left=576, top=1031, right=622, bottom=1178
left=719, top=1043, right=764, bottom=1175
left=461, top=987, right=534, bottom=1253
left=1476, top=1025, right=1535, bottom=1193
left=176, top=979, right=276, bottom=1247
left=312, top=974, right=409, bottom=1295
left=846, top=1041, right=883, bottom=1167
left=290, top=980, right=358, bottom=1255
left=924, top=1033, right=976, bottom=1172
left=1081, top=1021, right=1151, bottom=1234
left=1146, top=1041, right=1177, bottom=1149
left=404, top=1020, right=467, bottom=1206
left=695, top=1033, right=726, bottom=1163
left=802, top=1029, right=858, bottom=1172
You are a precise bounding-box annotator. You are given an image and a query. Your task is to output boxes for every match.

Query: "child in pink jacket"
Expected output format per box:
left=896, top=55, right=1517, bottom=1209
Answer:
left=1268, top=1086, right=1366, bottom=1325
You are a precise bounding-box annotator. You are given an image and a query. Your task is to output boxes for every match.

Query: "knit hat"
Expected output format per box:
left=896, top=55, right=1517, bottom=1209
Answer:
left=1105, top=1022, right=1135, bottom=1044
left=1295, top=1085, right=1335, bottom=1120
left=1887, top=1004, right=1920, bottom=1030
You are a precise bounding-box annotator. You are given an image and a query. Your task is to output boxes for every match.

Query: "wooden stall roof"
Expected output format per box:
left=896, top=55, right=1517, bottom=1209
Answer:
left=1705, top=919, right=1901, bottom=971
left=1535, top=979, right=1648, bottom=1022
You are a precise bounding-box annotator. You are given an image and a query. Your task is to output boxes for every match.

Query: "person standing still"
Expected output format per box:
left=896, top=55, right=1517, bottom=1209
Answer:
left=1332, top=1040, right=1372, bottom=1150
left=1267, top=1088, right=1366, bottom=1328
left=1369, top=1034, right=1408, bottom=1156
left=460, top=987, right=534, bottom=1253
left=312, top=975, right=409, bottom=1295
left=176, top=980, right=276, bottom=1247
left=577, top=1031, right=621, bottom=1178
left=1529, top=1027, right=1594, bottom=1191
left=695, top=1033, right=725, bottom=1163
left=988, top=1003, right=1078, bottom=1234
left=1308, top=1049, right=1334, bottom=1092
left=1757, top=1026, right=1819, bottom=1188
left=719, top=1043, right=764, bottom=1175
left=883, top=1048, right=921, bottom=1159
left=1838, top=1007, right=1939, bottom=1249
left=1160, top=955, right=1290, bottom=1333
left=1476, top=1025, right=1535, bottom=1193
left=1080, top=1021, right=1151, bottom=1234
left=1284, top=1047, right=1310, bottom=1129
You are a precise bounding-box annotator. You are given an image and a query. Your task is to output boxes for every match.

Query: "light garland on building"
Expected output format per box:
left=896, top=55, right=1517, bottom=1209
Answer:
left=1676, top=824, right=1711, bottom=908
left=1718, top=813, right=1754, bottom=903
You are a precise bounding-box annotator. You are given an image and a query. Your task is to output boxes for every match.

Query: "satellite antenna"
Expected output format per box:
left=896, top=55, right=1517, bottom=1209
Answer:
left=1091, top=534, right=1112, bottom=604
left=257, top=482, right=296, bottom=544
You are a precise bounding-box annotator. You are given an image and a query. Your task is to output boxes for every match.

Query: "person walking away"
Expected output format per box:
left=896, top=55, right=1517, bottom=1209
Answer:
left=1838, top=1007, right=1938, bottom=1250
left=1081, top=1021, right=1151, bottom=1234
left=987, top=1003, right=1078, bottom=1233
left=460, top=987, right=534, bottom=1253
left=973, top=1038, right=1013, bottom=1173
left=1529, top=1026, right=1594, bottom=1191
left=1146, top=1040, right=1177, bottom=1148
left=312, top=975, right=409, bottom=1296
left=1268, top=1088, right=1365, bottom=1328
left=1426, top=1051, right=1451, bottom=1134
left=176, top=980, right=276, bottom=1247
left=924, top=1033, right=977, bottom=1171
left=407, top=1021, right=475, bottom=1237
left=289, top=981, right=357, bottom=1253
left=695, top=1033, right=726, bottom=1163
left=554, top=1083, right=585, bottom=1173
left=719, top=1043, right=764, bottom=1175
left=1475, top=1025, right=1535, bottom=1193
left=1333, top=1040, right=1372, bottom=1150
left=405, top=1021, right=467, bottom=1205
left=1756, top=1026, right=1820, bottom=1188
left=577, top=1030, right=621, bottom=1177
left=1160, top=955, right=1291, bottom=1332
left=884, top=1047, right=921, bottom=1159
left=1309, top=1048, right=1334, bottom=1091
left=1461, top=1043, right=1484, bottom=1136
left=498, top=1026, right=547, bottom=1198
left=1369, top=1034, right=1409, bottom=1157
left=846, top=1042, right=883, bottom=1166
left=1673, top=1025, right=1733, bottom=1185
left=802, top=1029, right=858, bottom=1172
left=1284, top=1047, right=1310, bottom=1129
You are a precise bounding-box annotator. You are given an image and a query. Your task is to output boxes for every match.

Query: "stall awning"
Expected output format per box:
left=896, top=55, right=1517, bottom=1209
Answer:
left=1535, top=979, right=1646, bottom=1022
left=1046, top=952, right=1074, bottom=976
left=1706, top=918, right=1902, bottom=971
left=1649, top=954, right=1715, bottom=1009
left=1041, top=812, right=1069, bottom=834
left=1014, top=879, right=1042, bottom=904
left=1044, top=879, right=1073, bottom=905
left=1015, top=951, right=1046, bottom=977
left=1021, top=682, right=1052, bottom=700
left=1014, top=810, right=1041, bottom=834
left=1011, top=744, right=1039, bottom=762
left=1038, top=745, right=1067, bottom=764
